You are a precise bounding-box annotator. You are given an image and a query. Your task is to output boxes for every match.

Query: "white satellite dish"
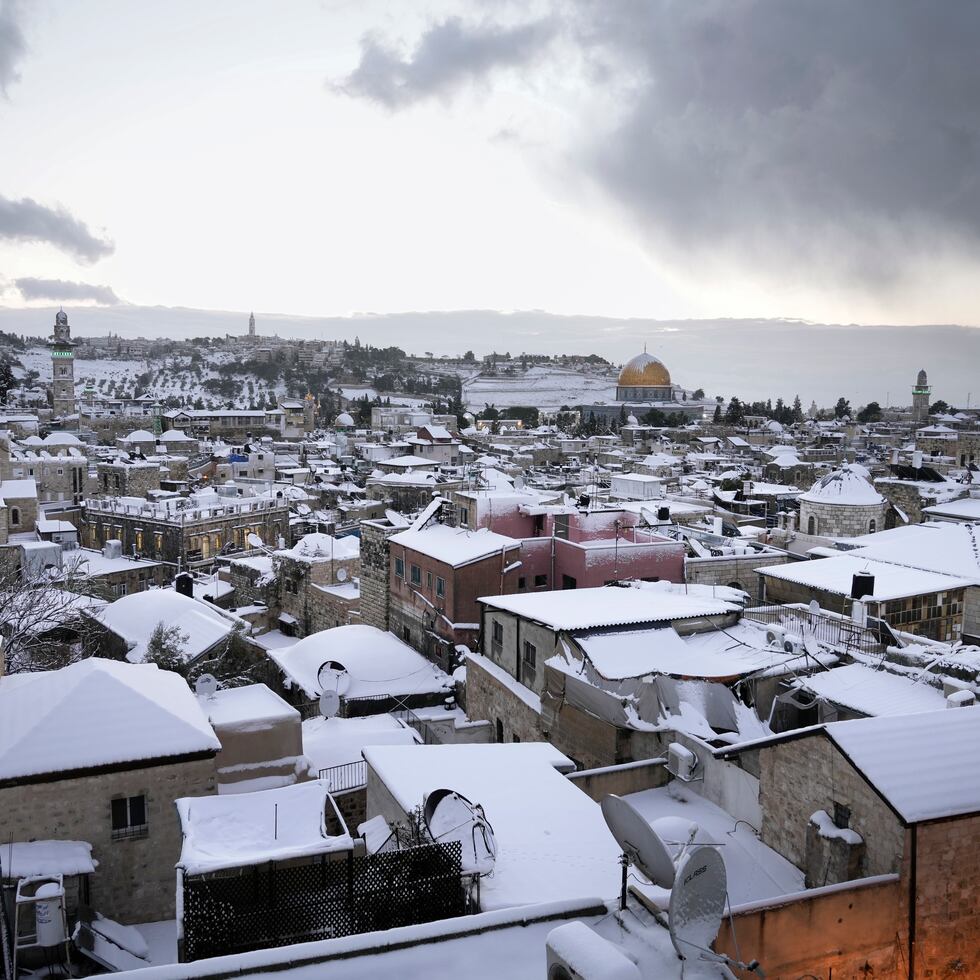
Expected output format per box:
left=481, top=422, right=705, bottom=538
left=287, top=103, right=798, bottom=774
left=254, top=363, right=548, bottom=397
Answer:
left=385, top=509, right=410, bottom=528
left=247, top=532, right=264, bottom=548
left=808, top=599, right=820, bottom=617
left=423, top=789, right=497, bottom=876
left=194, top=673, right=218, bottom=699
left=600, top=794, right=676, bottom=888
left=668, top=845, right=728, bottom=961
left=318, top=689, right=341, bottom=719
left=803, top=631, right=822, bottom=660
left=296, top=503, right=311, bottom=516
left=336, top=567, right=348, bottom=582
left=317, top=660, right=351, bottom=696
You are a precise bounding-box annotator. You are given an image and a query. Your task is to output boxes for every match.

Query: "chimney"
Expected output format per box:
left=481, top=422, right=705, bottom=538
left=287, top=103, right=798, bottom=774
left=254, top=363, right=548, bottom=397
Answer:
left=912, top=450, right=923, bottom=469
left=850, top=572, right=875, bottom=600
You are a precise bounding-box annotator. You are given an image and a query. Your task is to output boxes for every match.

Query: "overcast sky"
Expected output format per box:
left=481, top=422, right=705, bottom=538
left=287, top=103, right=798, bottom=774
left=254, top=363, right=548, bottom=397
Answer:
left=1, top=0, right=979, bottom=328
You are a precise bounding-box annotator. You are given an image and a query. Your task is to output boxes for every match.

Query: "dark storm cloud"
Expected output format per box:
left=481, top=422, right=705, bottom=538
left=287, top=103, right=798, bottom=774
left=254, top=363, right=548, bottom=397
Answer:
left=335, top=15, right=557, bottom=108
left=0, top=194, right=114, bottom=262
left=15, top=277, right=119, bottom=304
left=0, top=0, right=26, bottom=94
left=338, top=1, right=980, bottom=287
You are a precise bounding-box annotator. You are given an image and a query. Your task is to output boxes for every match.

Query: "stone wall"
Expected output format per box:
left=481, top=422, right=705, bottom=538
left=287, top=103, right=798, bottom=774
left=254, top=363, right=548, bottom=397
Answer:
left=799, top=498, right=887, bottom=538
left=567, top=759, right=670, bottom=802
left=358, top=520, right=398, bottom=632
left=759, top=733, right=904, bottom=879
left=0, top=754, right=217, bottom=922
left=464, top=654, right=542, bottom=746
left=685, top=552, right=789, bottom=602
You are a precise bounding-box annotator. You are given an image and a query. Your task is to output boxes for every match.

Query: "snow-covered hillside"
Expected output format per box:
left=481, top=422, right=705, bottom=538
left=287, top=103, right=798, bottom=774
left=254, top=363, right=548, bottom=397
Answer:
left=463, top=366, right=617, bottom=411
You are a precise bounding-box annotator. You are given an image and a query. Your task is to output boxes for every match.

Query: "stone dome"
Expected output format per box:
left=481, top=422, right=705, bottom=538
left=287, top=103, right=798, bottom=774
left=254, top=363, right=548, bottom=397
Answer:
left=335, top=412, right=355, bottom=427
left=799, top=465, right=885, bottom=506
left=618, top=352, right=671, bottom=388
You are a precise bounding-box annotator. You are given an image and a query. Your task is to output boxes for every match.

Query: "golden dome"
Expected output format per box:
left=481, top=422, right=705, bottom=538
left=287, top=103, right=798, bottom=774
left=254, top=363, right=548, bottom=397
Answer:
left=618, top=352, right=671, bottom=387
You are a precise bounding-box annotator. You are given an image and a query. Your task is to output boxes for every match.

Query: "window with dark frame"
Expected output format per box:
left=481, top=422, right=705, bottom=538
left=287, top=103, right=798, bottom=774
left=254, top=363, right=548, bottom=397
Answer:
left=111, top=794, right=148, bottom=841
left=410, top=564, right=421, bottom=585
left=534, top=574, right=547, bottom=588
left=436, top=576, right=445, bottom=598
left=394, top=557, right=404, bottom=578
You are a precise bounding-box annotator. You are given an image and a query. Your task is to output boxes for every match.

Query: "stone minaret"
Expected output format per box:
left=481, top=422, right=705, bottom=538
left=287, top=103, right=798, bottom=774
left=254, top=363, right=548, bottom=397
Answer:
left=49, top=309, right=77, bottom=417
left=912, top=368, right=931, bottom=423
left=248, top=311, right=256, bottom=339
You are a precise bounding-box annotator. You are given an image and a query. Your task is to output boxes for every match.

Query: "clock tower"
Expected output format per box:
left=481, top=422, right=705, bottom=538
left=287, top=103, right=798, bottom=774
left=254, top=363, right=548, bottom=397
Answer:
left=49, top=309, right=77, bottom=417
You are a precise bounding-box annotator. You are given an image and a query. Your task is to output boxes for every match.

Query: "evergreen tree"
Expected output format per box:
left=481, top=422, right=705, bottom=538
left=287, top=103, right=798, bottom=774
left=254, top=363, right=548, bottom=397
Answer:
left=792, top=395, right=804, bottom=423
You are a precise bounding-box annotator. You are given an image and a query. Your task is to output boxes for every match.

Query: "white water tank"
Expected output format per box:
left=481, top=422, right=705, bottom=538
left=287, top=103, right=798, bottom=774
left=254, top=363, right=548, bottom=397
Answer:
left=35, top=882, right=66, bottom=947
left=102, top=539, right=123, bottom=560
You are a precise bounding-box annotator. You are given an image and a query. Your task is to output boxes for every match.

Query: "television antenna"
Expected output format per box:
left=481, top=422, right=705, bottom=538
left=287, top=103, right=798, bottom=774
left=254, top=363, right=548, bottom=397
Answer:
left=317, top=660, right=351, bottom=696
left=423, top=788, right=497, bottom=876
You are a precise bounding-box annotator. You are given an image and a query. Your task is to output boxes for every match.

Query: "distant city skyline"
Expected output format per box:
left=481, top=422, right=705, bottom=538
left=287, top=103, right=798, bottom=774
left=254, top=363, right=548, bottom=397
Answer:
left=2, top=2, right=980, bottom=328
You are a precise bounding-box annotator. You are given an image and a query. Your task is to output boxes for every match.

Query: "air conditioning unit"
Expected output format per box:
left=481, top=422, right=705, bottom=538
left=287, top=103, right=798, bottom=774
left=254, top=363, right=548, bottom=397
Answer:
left=782, top=635, right=803, bottom=656
left=546, top=922, right=641, bottom=980
left=765, top=625, right=787, bottom=647
left=667, top=741, right=697, bottom=782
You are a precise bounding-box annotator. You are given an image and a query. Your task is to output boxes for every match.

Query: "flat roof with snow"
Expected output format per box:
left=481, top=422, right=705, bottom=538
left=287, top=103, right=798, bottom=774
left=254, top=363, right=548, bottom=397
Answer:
left=175, top=781, right=352, bottom=875
left=757, top=553, right=972, bottom=601
left=479, top=586, right=737, bottom=631
left=363, top=742, right=620, bottom=910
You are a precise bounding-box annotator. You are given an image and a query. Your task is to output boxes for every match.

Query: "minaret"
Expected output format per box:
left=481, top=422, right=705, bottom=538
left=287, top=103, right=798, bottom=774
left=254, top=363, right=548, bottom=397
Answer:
left=48, top=309, right=77, bottom=417
left=248, top=311, right=256, bottom=339
left=912, top=368, right=931, bottom=423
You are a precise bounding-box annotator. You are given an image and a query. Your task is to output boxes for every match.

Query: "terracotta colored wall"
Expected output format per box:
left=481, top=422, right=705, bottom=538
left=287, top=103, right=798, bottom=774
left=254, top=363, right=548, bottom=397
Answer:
left=715, top=876, right=904, bottom=978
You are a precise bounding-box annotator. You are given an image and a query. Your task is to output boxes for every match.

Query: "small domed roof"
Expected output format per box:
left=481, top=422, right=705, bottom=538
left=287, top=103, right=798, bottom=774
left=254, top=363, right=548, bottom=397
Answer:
left=799, top=464, right=885, bottom=506
left=55, top=309, right=68, bottom=326
left=916, top=368, right=928, bottom=385
left=335, top=412, right=355, bottom=427
left=124, top=429, right=155, bottom=441
left=618, top=351, right=671, bottom=387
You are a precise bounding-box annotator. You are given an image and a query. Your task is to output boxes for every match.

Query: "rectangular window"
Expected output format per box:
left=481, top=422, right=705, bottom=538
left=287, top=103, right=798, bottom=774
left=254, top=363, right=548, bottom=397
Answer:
left=410, top=564, right=421, bottom=586
left=426, top=571, right=432, bottom=590
left=518, top=576, right=527, bottom=590
left=394, top=557, right=404, bottom=578
left=459, top=506, right=470, bottom=527
left=534, top=574, right=548, bottom=588
left=111, top=794, right=148, bottom=841
left=436, top=576, right=445, bottom=598
left=522, top=641, right=537, bottom=687
left=522, top=640, right=537, bottom=667
left=491, top=619, right=504, bottom=657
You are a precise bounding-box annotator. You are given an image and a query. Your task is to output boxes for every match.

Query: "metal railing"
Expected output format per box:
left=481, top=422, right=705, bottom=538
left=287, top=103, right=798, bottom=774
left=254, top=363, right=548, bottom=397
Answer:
left=743, top=604, right=886, bottom=655
left=318, top=760, right=367, bottom=793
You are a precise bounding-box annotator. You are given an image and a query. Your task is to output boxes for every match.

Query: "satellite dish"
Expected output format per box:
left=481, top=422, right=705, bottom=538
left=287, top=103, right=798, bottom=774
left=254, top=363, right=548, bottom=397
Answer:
left=385, top=509, right=410, bottom=528
left=195, top=673, right=218, bottom=699
left=668, top=845, right=728, bottom=960
left=296, top=503, right=311, bottom=516
left=247, top=532, right=264, bottom=548
left=318, top=689, right=341, bottom=719
left=803, top=631, right=821, bottom=660
left=336, top=567, right=348, bottom=582
left=423, top=788, right=497, bottom=876
left=808, top=599, right=820, bottom=617
left=600, top=794, right=676, bottom=888
left=317, top=659, right=351, bottom=696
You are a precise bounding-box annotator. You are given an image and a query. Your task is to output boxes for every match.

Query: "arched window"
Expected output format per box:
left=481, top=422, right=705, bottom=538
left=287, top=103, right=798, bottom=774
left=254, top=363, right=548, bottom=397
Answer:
left=10, top=507, right=20, bottom=527
left=868, top=519, right=877, bottom=534
left=726, top=581, right=743, bottom=593
left=807, top=515, right=816, bottom=535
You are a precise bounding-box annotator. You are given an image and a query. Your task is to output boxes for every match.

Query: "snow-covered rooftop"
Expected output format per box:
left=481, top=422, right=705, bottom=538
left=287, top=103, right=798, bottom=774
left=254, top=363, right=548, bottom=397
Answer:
left=302, top=714, right=419, bottom=775
left=175, top=781, right=352, bottom=875
left=1, top=840, right=98, bottom=879
left=268, top=624, right=453, bottom=701
left=479, top=586, right=737, bottom=632
left=756, top=553, right=972, bottom=601
left=799, top=465, right=885, bottom=506
left=0, top=659, right=220, bottom=781
left=391, top=524, right=519, bottom=567
left=276, top=532, right=359, bottom=563
left=201, top=683, right=299, bottom=731
left=795, top=663, right=948, bottom=717
left=97, top=590, right=235, bottom=663
left=363, top=742, right=620, bottom=910
left=827, top=706, right=980, bottom=822
left=848, top=521, right=980, bottom=583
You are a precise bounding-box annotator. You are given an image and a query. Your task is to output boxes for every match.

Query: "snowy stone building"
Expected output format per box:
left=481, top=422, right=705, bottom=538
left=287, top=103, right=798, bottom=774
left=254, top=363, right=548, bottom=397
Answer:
left=798, top=464, right=888, bottom=537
